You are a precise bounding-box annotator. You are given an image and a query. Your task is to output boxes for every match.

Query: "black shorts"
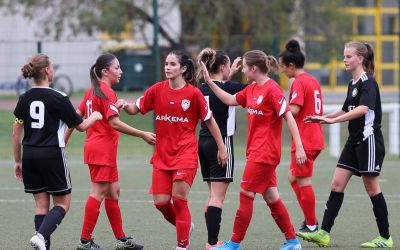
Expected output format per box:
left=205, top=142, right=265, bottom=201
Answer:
left=198, top=136, right=234, bottom=182
left=22, top=146, right=72, bottom=195
left=337, top=131, right=385, bottom=177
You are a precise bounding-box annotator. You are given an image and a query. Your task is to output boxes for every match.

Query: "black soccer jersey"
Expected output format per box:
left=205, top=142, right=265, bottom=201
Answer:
left=198, top=80, right=247, bottom=137
left=341, top=73, right=382, bottom=143
left=13, top=87, right=83, bottom=147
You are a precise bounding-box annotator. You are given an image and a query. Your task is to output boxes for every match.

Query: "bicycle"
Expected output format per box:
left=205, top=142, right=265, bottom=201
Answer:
left=16, top=64, right=73, bottom=97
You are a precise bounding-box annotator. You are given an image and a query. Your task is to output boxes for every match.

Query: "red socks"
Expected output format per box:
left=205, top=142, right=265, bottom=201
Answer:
left=291, top=182, right=317, bottom=225
left=172, top=196, right=191, bottom=248
left=300, top=185, right=317, bottom=225
left=105, top=198, right=125, bottom=239
left=268, top=199, right=296, bottom=239
left=231, top=192, right=254, bottom=243
left=81, top=196, right=101, bottom=240
left=155, top=201, right=176, bottom=226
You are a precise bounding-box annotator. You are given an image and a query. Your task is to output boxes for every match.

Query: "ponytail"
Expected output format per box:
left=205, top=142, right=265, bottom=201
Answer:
left=90, top=53, right=117, bottom=99
left=243, top=50, right=279, bottom=75
left=169, top=50, right=196, bottom=85
left=345, top=42, right=375, bottom=75
left=265, top=55, right=279, bottom=74
left=89, top=64, right=108, bottom=99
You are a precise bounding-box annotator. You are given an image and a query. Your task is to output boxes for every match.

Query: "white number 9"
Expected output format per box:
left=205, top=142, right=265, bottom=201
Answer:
left=30, top=101, right=45, bottom=129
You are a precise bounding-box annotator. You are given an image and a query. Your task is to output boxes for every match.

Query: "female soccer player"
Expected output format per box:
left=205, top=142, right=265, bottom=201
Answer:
left=279, top=39, right=324, bottom=234
left=71, top=53, right=156, bottom=250
left=201, top=50, right=306, bottom=250
left=12, top=54, right=102, bottom=250
left=299, top=42, right=393, bottom=248
left=122, top=50, right=228, bottom=250
left=196, top=48, right=247, bottom=249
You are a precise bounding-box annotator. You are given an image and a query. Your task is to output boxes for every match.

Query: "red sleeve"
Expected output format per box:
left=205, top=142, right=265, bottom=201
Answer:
left=270, top=84, right=290, bottom=117
left=195, top=88, right=212, bottom=121
left=235, top=84, right=249, bottom=108
left=289, top=78, right=305, bottom=107
left=101, top=87, right=120, bottom=120
left=78, top=95, right=86, bottom=115
left=136, top=84, right=156, bottom=114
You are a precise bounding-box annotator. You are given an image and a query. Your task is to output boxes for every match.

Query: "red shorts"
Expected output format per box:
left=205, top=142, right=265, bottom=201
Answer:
left=290, top=150, right=321, bottom=177
left=88, top=164, right=118, bottom=183
left=150, top=168, right=197, bottom=195
left=240, top=161, right=277, bottom=194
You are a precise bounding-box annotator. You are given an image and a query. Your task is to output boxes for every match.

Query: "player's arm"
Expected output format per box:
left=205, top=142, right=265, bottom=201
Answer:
left=200, top=61, right=238, bottom=106
left=226, top=57, right=242, bottom=81
left=283, top=111, right=306, bottom=166
left=108, top=116, right=156, bottom=145
left=12, top=121, right=23, bottom=182
left=123, top=101, right=140, bottom=115
left=204, top=117, right=228, bottom=167
left=304, top=110, right=346, bottom=123
left=75, top=111, right=103, bottom=131
left=289, top=104, right=301, bottom=116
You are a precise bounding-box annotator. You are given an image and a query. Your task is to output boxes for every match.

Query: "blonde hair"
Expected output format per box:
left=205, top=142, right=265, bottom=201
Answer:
left=196, top=48, right=229, bottom=82
left=21, top=53, right=51, bottom=82
left=243, top=50, right=279, bottom=74
left=345, top=42, right=375, bottom=75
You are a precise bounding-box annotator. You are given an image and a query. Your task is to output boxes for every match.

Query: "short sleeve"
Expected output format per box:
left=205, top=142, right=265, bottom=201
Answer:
left=359, top=79, right=377, bottom=110
left=289, top=79, right=305, bottom=107
left=195, top=89, right=212, bottom=121
left=136, top=84, right=156, bottom=114
left=58, top=96, right=83, bottom=128
left=13, top=96, right=24, bottom=119
left=235, top=85, right=249, bottom=108
left=270, top=85, right=290, bottom=117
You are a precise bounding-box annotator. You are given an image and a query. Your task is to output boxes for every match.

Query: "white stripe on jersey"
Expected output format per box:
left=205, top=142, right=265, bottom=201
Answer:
left=57, top=120, right=66, bottom=147
left=363, top=109, right=375, bottom=140
left=361, top=73, right=368, bottom=82
left=109, top=105, right=120, bottom=114
left=136, top=96, right=143, bottom=110
left=204, top=109, right=212, bottom=121
left=226, top=106, right=236, bottom=136
left=278, top=99, right=287, bottom=116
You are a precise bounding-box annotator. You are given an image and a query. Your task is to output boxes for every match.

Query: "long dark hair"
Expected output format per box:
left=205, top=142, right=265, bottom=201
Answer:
left=345, top=42, right=375, bottom=75
left=279, top=39, right=305, bottom=68
left=90, top=53, right=116, bottom=99
left=196, top=48, right=229, bottom=82
left=168, top=50, right=196, bottom=84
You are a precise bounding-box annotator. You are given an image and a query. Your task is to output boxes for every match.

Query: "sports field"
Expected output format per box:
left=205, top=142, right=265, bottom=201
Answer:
left=0, top=97, right=399, bottom=250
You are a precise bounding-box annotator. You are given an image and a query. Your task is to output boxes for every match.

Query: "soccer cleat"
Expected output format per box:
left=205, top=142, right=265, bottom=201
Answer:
left=296, top=220, right=318, bottom=235
left=30, top=232, right=46, bottom=250
left=116, top=236, right=144, bottom=250
left=360, top=236, right=393, bottom=248
left=297, top=229, right=330, bottom=247
left=205, top=240, right=224, bottom=250
left=209, top=240, right=240, bottom=250
left=77, top=238, right=105, bottom=250
left=279, top=238, right=302, bottom=250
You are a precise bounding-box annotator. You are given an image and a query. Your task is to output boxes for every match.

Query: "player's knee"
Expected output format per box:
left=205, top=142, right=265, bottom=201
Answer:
left=330, top=179, right=345, bottom=192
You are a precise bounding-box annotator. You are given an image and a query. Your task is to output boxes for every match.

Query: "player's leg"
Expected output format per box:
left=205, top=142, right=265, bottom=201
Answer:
left=359, top=133, right=392, bottom=248
left=172, top=169, right=196, bottom=249
left=30, top=192, right=50, bottom=250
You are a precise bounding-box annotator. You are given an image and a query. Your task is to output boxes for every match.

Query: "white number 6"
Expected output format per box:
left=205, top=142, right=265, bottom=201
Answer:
left=30, top=101, right=45, bottom=129
left=314, top=90, right=321, bottom=114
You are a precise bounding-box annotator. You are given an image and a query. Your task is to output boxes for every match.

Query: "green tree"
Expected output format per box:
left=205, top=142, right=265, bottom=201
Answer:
left=1, top=0, right=350, bottom=61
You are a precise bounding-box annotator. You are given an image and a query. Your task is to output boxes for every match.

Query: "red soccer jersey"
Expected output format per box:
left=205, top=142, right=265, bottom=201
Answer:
left=288, top=72, right=325, bottom=151
left=78, top=81, right=120, bottom=166
left=235, top=79, right=290, bottom=165
left=136, top=80, right=212, bottom=170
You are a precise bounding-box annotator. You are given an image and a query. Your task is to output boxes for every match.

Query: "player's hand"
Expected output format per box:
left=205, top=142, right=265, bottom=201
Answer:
left=228, top=57, right=242, bottom=79
left=114, top=99, right=128, bottom=109
left=90, top=111, right=103, bottom=121
left=200, top=62, right=212, bottom=84
left=14, top=162, right=23, bottom=182
left=304, top=115, right=333, bottom=124
left=295, top=147, right=307, bottom=166
left=141, top=131, right=156, bottom=145
left=217, top=147, right=228, bottom=167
